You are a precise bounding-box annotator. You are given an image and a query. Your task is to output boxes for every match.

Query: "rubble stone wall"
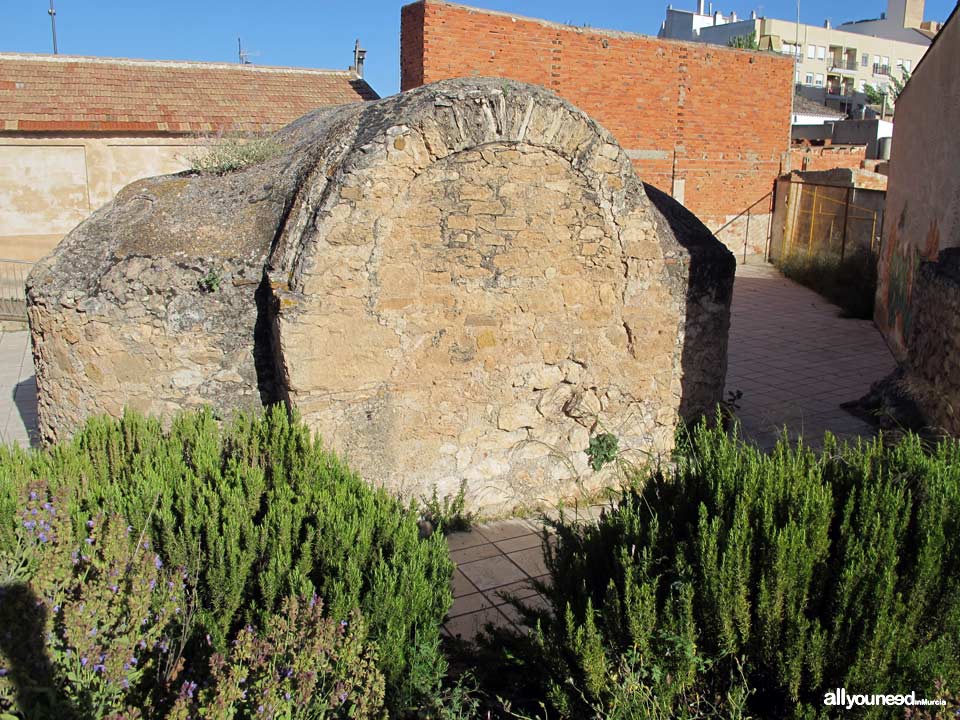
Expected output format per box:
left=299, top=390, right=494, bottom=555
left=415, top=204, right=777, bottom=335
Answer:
left=902, top=249, right=960, bottom=435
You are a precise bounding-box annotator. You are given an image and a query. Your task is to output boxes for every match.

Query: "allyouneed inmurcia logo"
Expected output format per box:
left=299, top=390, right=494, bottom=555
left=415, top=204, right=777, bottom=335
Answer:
left=823, top=688, right=948, bottom=710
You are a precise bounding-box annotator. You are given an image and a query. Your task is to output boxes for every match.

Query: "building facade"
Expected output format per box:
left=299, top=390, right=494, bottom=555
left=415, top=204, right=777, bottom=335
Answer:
left=660, top=0, right=936, bottom=114
left=0, top=54, right=377, bottom=263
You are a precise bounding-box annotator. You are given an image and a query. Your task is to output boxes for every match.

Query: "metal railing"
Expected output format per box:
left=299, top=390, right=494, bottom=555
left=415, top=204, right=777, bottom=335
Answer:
left=0, top=260, right=33, bottom=321
left=873, top=63, right=891, bottom=76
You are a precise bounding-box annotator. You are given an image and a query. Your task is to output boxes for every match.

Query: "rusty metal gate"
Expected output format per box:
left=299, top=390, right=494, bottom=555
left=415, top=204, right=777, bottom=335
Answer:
left=770, top=179, right=884, bottom=266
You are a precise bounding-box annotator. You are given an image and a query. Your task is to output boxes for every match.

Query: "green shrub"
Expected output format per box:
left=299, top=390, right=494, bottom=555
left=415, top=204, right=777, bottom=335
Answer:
left=0, top=406, right=453, bottom=714
left=480, top=423, right=960, bottom=718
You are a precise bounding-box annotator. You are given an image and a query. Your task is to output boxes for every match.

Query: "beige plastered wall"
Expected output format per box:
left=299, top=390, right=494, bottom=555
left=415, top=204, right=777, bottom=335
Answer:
left=0, top=135, right=201, bottom=262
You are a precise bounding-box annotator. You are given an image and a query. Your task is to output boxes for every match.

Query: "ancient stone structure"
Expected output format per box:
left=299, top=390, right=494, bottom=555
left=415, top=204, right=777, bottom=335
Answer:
left=28, top=78, right=734, bottom=512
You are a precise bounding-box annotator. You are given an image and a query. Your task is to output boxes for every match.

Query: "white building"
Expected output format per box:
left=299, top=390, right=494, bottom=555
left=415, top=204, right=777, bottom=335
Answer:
left=660, top=0, right=940, bottom=114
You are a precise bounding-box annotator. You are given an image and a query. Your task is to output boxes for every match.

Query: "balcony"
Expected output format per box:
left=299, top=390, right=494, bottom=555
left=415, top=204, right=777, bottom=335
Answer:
left=831, top=59, right=858, bottom=71
left=873, top=63, right=891, bottom=76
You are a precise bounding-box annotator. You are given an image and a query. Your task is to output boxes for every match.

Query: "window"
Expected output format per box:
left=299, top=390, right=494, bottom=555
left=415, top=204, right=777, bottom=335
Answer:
left=873, top=55, right=880, bottom=66
left=861, top=53, right=869, bottom=67
left=808, top=44, right=816, bottom=58
left=806, top=72, right=814, bottom=85
left=896, top=58, right=904, bottom=70
left=815, top=73, right=824, bottom=87
left=795, top=70, right=801, bottom=82
left=904, top=59, right=912, bottom=72
left=882, top=56, right=889, bottom=66
left=859, top=80, right=867, bottom=92
left=817, top=46, right=826, bottom=60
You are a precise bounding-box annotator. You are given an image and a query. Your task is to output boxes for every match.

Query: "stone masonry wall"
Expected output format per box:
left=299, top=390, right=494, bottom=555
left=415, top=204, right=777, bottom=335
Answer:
left=29, top=78, right=734, bottom=514
left=901, top=249, right=960, bottom=435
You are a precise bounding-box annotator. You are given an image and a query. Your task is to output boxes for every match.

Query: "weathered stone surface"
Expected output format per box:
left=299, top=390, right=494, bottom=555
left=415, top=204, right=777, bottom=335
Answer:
left=28, top=77, right=734, bottom=514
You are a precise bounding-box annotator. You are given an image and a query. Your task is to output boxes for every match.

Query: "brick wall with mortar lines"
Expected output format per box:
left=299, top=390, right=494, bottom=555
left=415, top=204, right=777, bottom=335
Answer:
left=400, top=0, right=794, bottom=235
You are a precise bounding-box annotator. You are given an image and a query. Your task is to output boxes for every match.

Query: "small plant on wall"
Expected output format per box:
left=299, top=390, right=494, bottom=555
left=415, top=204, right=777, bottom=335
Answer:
left=586, top=432, right=619, bottom=471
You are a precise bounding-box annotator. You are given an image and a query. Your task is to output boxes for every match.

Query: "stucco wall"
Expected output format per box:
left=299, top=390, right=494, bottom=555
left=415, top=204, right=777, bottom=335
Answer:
left=0, top=135, right=199, bottom=261
left=875, top=10, right=960, bottom=359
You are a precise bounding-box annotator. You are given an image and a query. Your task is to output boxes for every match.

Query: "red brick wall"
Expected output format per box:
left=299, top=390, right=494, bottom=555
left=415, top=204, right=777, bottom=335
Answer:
left=400, top=0, right=793, bottom=227
left=785, top=146, right=867, bottom=173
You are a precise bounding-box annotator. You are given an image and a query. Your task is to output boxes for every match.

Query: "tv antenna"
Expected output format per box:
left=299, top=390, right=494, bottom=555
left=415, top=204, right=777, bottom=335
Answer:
left=237, top=37, right=261, bottom=65
left=48, top=0, right=59, bottom=54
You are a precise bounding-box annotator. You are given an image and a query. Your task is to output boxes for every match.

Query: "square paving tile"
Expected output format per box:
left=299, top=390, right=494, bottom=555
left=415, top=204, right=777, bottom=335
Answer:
left=449, top=542, right=502, bottom=566
left=443, top=606, right=511, bottom=641
left=458, top=554, right=528, bottom=591
left=451, top=569, right=476, bottom=598
left=493, top=532, right=543, bottom=554
left=446, top=528, right=491, bottom=552
left=475, top=519, right=537, bottom=543
left=448, top=591, right=496, bottom=618
left=507, top=546, right=549, bottom=578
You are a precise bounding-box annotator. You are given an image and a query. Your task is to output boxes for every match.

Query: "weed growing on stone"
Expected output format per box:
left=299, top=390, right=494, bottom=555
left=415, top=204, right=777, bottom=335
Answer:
left=421, top=480, right=477, bottom=535
left=198, top=269, right=222, bottom=293
left=586, top=432, right=619, bottom=471
left=188, top=132, right=282, bottom=174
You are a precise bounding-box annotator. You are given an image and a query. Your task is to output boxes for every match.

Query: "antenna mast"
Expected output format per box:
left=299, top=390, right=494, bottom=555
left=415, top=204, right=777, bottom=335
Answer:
left=48, top=0, right=59, bottom=55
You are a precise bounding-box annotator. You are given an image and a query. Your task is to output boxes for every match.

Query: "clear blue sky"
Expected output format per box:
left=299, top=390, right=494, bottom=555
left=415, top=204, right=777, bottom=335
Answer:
left=4, top=0, right=957, bottom=97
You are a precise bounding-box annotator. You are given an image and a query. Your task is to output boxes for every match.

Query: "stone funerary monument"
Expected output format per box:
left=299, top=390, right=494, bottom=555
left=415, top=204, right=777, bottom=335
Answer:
left=28, top=78, right=734, bottom=512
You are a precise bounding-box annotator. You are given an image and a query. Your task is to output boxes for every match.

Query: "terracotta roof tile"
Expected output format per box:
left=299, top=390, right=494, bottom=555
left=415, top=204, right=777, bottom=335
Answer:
left=0, top=53, right=378, bottom=133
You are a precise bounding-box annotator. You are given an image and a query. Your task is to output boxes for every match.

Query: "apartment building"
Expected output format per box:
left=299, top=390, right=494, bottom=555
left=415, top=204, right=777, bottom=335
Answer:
left=660, top=0, right=938, bottom=113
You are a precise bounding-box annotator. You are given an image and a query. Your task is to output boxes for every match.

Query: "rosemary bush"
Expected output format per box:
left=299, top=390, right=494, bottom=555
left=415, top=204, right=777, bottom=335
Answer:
left=482, top=423, right=960, bottom=718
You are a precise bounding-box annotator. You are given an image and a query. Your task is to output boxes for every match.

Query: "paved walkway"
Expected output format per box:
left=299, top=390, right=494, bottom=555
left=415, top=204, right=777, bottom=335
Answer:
left=0, top=260, right=898, bottom=639
left=724, top=261, right=895, bottom=451
left=0, top=328, right=38, bottom=448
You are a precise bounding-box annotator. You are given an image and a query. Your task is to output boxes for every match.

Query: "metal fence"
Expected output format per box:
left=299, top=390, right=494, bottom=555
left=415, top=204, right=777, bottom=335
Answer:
left=770, top=179, right=884, bottom=266
left=0, top=260, right=33, bottom=321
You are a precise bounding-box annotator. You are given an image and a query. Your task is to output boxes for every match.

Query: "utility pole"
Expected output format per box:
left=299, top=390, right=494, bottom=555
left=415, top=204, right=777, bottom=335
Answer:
left=48, top=0, right=59, bottom=55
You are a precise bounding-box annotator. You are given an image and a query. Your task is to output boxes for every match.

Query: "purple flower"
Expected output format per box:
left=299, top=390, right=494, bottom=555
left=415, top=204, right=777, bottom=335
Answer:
left=126, top=525, right=133, bottom=534
left=38, top=533, right=48, bottom=543
left=121, top=679, right=129, bottom=689
left=109, top=584, right=119, bottom=593
left=185, top=681, right=197, bottom=698
left=80, top=657, right=89, bottom=667
left=29, top=491, right=37, bottom=501
left=340, top=620, right=348, bottom=627
left=86, top=520, right=95, bottom=529
left=53, top=604, right=60, bottom=614
left=339, top=692, right=348, bottom=703
left=23, top=520, right=35, bottom=530
left=43, top=502, right=54, bottom=512
left=284, top=691, right=291, bottom=701
left=128, top=657, right=137, bottom=666
left=154, top=555, right=163, bottom=569
left=0, top=668, right=7, bottom=677
left=85, top=537, right=94, bottom=545
left=93, top=663, right=106, bottom=674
